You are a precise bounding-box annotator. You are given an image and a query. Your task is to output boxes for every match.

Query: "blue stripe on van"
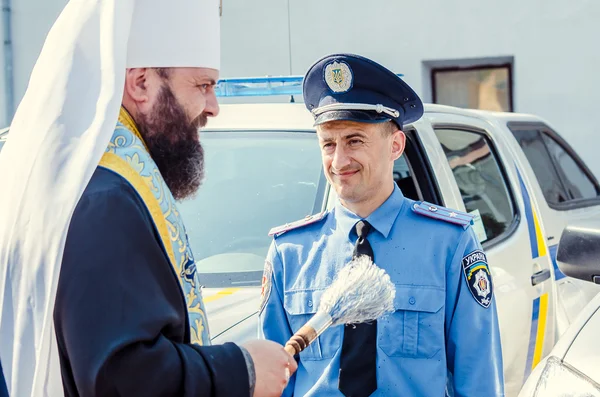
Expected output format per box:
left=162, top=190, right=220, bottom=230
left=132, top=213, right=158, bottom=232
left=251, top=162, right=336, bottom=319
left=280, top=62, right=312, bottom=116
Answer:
left=516, top=168, right=539, bottom=258
left=549, top=244, right=566, bottom=281
left=524, top=296, right=540, bottom=381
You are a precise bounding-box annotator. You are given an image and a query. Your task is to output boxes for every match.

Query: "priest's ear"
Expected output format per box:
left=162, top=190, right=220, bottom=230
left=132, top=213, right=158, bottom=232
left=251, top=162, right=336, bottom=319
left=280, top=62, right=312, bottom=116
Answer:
left=123, top=68, right=163, bottom=113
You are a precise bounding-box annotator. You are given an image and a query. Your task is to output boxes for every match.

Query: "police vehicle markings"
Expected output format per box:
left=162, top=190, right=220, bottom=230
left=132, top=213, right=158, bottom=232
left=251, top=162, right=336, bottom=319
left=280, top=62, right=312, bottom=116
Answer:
left=516, top=166, right=551, bottom=379
left=202, top=288, right=241, bottom=303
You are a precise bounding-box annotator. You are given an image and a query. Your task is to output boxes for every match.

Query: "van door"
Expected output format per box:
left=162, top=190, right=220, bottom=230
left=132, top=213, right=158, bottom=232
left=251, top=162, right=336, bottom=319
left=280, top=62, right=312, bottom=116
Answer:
left=505, top=122, right=600, bottom=330
left=415, top=112, right=557, bottom=397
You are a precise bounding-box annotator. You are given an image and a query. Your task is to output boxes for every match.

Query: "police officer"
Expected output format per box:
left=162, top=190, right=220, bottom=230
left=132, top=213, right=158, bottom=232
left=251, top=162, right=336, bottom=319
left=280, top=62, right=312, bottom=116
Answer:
left=259, top=53, right=505, bottom=397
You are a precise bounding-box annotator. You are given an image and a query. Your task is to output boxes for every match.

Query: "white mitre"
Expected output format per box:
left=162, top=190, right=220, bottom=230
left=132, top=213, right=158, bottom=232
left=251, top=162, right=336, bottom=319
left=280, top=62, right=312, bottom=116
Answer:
left=0, top=0, right=220, bottom=395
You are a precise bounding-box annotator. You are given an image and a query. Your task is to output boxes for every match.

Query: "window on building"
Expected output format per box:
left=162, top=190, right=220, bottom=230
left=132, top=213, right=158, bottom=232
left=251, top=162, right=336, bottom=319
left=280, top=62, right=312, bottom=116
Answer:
left=432, top=64, right=513, bottom=112
left=434, top=128, right=515, bottom=244
left=509, top=126, right=600, bottom=207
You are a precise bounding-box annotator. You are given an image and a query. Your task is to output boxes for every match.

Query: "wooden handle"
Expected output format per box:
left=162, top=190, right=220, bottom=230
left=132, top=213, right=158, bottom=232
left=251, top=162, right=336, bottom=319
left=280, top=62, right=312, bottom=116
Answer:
left=284, top=342, right=299, bottom=356
left=284, top=325, right=318, bottom=356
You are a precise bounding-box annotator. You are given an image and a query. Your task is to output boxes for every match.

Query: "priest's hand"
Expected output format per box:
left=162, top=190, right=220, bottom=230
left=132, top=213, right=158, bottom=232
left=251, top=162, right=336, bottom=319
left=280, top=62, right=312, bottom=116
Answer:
left=242, top=340, right=297, bottom=397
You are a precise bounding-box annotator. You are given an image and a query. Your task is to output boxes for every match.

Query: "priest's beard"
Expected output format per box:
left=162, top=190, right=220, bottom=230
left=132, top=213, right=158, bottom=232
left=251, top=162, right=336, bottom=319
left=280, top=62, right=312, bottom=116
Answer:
left=136, top=83, right=207, bottom=201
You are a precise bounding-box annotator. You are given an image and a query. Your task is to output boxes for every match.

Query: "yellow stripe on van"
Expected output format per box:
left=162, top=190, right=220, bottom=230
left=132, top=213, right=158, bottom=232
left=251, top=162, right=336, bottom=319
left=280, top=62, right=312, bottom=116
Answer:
left=532, top=293, right=549, bottom=368
left=532, top=208, right=548, bottom=258
left=203, top=288, right=241, bottom=303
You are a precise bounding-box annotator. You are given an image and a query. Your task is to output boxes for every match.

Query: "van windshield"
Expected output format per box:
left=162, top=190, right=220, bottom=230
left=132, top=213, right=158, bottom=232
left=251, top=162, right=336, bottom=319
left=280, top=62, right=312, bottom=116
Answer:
left=178, top=130, right=325, bottom=288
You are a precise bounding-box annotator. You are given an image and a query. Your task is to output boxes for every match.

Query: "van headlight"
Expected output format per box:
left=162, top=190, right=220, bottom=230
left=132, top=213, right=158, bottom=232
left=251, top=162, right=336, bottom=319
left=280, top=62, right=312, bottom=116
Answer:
left=524, top=356, right=600, bottom=397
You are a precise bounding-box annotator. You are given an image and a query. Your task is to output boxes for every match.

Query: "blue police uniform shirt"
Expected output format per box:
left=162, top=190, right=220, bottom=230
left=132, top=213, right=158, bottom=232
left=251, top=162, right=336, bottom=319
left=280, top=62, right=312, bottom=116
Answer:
left=259, top=184, right=505, bottom=397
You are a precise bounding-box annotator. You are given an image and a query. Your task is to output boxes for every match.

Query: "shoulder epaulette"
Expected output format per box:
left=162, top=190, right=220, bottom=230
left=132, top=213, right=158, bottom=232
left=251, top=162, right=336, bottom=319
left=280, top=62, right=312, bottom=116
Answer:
left=411, top=201, right=474, bottom=229
left=268, top=212, right=327, bottom=237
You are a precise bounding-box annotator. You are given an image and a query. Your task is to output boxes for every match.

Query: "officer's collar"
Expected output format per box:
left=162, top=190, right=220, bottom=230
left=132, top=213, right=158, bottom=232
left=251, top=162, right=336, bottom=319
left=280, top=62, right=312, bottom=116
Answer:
left=334, top=184, right=405, bottom=239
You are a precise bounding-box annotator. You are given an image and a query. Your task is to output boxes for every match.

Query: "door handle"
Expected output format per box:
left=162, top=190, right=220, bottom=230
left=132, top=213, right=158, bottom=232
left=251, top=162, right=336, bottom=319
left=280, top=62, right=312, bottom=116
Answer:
left=531, top=269, right=551, bottom=286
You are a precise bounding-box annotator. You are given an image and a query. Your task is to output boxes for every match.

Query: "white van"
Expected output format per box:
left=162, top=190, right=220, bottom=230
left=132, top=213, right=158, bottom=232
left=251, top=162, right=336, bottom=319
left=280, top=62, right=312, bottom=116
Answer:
left=191, top=99, right=600, bottom=397
left=1, top=90, right=599, bottom=397
left=519, top=220, right=600, bottom=396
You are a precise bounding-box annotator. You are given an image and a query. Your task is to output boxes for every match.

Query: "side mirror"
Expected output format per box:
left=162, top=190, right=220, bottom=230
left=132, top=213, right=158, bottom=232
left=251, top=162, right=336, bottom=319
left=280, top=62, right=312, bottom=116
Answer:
left=556, top=221, right=600, bottom=284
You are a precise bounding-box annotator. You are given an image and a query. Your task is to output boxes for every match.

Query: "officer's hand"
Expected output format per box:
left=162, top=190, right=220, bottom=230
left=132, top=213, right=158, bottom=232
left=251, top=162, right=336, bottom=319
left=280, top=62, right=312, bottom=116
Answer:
left=243, top=339, right=297, bottom=397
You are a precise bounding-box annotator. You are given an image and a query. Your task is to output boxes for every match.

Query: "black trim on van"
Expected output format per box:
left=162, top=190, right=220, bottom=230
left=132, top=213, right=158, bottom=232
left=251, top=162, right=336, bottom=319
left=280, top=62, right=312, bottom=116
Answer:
left=403, top=127, right=444, bottom=206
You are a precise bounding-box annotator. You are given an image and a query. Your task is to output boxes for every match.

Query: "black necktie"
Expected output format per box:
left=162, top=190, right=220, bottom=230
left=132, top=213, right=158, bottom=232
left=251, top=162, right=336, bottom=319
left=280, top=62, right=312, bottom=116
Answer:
left=338, top=220, right=377, bottom=397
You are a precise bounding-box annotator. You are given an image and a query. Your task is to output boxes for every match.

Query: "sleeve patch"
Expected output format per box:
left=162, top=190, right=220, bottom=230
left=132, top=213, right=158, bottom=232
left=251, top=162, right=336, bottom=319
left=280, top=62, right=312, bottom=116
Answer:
left=412, top=202, right=474, bottom=229
left=268, top=212, right=326, bottom=237
left=462, top=250, right=493, bottom=308
left=259, top=260, right=273, bottom=314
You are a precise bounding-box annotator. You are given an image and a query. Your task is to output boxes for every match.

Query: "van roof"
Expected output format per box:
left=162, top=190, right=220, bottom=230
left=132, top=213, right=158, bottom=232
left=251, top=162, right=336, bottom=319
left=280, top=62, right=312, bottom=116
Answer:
left=205, top=102, right=546, bottom=131
left=0, top=104, right=547, bottom=135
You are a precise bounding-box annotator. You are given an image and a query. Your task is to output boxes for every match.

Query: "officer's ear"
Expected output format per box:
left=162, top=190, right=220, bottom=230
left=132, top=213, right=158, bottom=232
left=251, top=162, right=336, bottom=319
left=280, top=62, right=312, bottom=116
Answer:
left=390, top=128, right=406, bottom=161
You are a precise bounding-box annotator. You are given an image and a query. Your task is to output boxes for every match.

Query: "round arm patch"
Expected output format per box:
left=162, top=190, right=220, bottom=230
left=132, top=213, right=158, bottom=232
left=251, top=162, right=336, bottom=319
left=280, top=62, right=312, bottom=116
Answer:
left=462, top=250, right=493, bottom=308
left=259, top=260, right=273, bottom=314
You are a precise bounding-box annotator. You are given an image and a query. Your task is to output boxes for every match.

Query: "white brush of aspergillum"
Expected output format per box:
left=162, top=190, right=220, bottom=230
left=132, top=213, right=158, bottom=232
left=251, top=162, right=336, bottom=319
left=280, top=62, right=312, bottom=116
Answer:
left=320, top=255, right=396, bottom=325
left=284, top=255, right=396, bottom=356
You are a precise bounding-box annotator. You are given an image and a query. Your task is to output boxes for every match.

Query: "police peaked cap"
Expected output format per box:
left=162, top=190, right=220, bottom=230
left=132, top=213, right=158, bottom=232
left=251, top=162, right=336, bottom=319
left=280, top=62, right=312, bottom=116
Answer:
left=302, top=53, right=424, bottom=129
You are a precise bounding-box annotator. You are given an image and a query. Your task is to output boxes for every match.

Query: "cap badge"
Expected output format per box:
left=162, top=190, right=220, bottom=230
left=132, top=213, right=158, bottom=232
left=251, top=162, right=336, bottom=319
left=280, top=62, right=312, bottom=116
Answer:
left=324, top=61, right=353, bottom=93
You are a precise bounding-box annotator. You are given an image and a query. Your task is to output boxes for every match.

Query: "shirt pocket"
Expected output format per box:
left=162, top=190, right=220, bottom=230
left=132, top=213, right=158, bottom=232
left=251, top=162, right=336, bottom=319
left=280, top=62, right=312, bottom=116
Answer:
left=378, top=285, right=445, bottom=359
left=283, top=289, right=341, bottom=361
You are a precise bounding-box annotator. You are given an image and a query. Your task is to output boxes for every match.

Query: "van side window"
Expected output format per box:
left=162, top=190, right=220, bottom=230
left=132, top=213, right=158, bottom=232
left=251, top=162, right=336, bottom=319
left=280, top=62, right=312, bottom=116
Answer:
left=392, top=129, right=442, bottom=205
left=434, top=128, right=515, bottom=244
left=510, top=129, right=569, bottom=205
left=540, top=133, right=599, bottom=200
left=509, top=126, right=600, bottom=207
left=393, top=156, right=417, bottom=200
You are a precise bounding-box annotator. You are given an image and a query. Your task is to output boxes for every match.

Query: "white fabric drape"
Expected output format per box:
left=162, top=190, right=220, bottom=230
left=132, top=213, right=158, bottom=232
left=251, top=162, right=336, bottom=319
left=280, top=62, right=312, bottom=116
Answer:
left=0, top=0, right=220, bottom=395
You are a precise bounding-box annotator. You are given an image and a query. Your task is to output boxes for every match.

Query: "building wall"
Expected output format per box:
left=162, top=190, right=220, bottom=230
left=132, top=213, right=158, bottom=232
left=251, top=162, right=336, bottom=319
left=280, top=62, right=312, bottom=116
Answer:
left=220, top=0, right=600, bottom=176
left=1, top=0, right=65, bottom=123
left=2, top=0, right=599, bottom=175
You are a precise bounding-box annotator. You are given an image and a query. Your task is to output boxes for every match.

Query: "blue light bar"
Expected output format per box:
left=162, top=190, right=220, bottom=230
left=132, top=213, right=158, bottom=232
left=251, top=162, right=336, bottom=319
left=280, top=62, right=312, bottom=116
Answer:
left=216, top=76, right=304, bottom=97
left=215, top=74, right=405, bottom=97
